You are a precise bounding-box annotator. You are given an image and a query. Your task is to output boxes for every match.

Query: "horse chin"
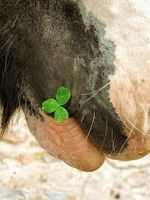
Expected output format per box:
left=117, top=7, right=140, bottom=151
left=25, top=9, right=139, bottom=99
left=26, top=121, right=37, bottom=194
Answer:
left=25, top=110, right=105, bottom=172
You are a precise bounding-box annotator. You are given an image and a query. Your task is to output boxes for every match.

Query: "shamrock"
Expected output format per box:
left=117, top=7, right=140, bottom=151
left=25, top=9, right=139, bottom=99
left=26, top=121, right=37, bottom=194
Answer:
left=42, top=87, right=71, bottom=123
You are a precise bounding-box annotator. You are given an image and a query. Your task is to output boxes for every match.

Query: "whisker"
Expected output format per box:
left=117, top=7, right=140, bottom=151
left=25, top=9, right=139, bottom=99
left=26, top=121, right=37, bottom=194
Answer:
left=116, top=125, right=134, bottom=158
left=124, top=114, right=150, bottom=138
left=123, top=122, right=136, bottom=135
left=134, top=101, right=150, bottom=135
left=1, top=36, right=16, bottom=86
left=82, top=110, right=96, bottom=144
left=133, top=135, right=137, bottom=154
left=0, top=34, right=14, bottom=52
left=111, top=129, right=116, bottom=154
left=10, top=12, right=20, bottom=32
left=4, top=36, right=15, bottom=72
left=80, top=90, right=100, bottom=96
left=80, top=115, right=85, bottom=123
left=0, top=9, right=19, bottom=35
left=100, top=119, right=108, bottom=152
left=80, top=78, right=112, bottom=96
left=83, top=81, right=112, bottom=105
left=141, top=134, right=144, bottom=153
left=82, top=68, right=128, bottom=105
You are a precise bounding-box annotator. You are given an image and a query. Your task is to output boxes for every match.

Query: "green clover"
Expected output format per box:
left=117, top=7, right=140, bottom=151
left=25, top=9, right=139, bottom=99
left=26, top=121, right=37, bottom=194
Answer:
left=42, top=87, right=71, bottom=123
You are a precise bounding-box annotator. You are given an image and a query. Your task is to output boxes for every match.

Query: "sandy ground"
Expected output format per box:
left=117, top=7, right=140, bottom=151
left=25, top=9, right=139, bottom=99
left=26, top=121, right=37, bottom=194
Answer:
left=0, top=111, right=150, bottom=200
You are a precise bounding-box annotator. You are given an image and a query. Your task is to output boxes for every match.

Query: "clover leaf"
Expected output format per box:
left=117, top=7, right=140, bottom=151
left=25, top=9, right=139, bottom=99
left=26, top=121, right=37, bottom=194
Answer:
left=41, top=87, right=71, bottom=123
left=56, top=87, right=71, bottom=105
left=42, top=98, right=60, bottom=113
left=54, top=107, right=69, bottom=123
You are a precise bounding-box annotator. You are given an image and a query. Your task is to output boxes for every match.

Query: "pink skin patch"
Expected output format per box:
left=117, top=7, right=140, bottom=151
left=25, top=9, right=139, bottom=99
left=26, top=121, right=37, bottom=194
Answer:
left=25, top=111, right=105, bottom=172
